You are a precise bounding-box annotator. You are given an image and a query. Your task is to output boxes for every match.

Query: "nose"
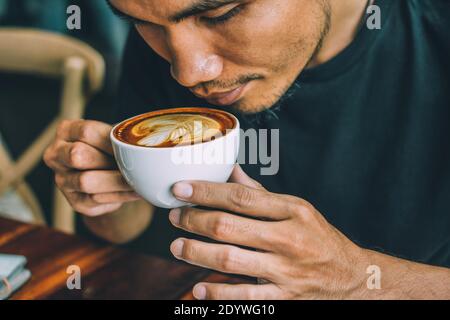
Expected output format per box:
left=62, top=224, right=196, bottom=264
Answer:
left=167, top=28, right=223, bottom=88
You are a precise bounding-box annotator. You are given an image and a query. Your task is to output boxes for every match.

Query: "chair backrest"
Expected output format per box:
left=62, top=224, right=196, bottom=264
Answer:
left=0, top=28, right=106, bottom=232
left=0, top=28, right=104, bottom=94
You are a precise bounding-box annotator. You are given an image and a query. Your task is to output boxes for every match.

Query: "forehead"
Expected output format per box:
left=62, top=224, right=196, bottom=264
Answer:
left=110, top=0, right=196, bottom=22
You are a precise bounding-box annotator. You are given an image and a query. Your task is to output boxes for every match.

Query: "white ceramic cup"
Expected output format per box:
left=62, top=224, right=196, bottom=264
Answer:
left=110, top=107, right=240, bottom=209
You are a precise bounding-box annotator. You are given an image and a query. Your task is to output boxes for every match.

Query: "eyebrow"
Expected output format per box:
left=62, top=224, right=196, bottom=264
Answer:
left=106, top=0, right=239, bottom=25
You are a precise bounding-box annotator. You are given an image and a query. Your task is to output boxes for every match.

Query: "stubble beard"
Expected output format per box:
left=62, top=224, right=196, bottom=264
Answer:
left=235, top=1, right=332, bottom=125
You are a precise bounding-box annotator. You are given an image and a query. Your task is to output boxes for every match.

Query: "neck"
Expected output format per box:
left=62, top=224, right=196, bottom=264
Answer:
left=307, top=0, right=371, bottom=68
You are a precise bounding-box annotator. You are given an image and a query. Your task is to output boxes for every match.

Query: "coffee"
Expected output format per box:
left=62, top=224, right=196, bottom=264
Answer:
left=114, top=107, right=235, bottom=148
left=111, top=107, right=240, bottom=208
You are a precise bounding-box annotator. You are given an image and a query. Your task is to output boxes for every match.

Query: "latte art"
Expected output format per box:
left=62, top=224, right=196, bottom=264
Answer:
left=114, top=108, right=236, bottom=148
left=111, top=107, right=240, bottom=209
left=132, top=114, right=223, bottom=147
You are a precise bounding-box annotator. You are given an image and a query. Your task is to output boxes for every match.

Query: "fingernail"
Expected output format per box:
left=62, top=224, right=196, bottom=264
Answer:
left=170, top=239, right=184, bottom=259
left=169, top=208, right=181, bottom=225
left=193, top=284, right=206, bottom=300
left=173, top=182, right=193, bottom=199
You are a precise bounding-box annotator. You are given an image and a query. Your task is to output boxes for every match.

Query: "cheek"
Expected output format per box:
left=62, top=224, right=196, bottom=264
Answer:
left=214, top=0, right=323, bottom=70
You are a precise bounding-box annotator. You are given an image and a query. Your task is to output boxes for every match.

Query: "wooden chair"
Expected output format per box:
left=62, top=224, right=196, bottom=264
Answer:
left=0, top=28, right=105, bottom=233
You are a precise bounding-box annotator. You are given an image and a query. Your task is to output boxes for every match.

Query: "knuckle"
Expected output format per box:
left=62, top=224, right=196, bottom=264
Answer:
left=43, top=147, right=53, bottom=166
left=58, top=188, right=74, bottom=208
left=68, top=202, right=80, bottom=215
left=90, top=193, right=104, bottom=203
left=267, top=223, right=300, bottom=255
left=229, top=185, right=255, bottom=209
left=277, top=288, right=292, bottom=300
left=293, top=199, right=315, bottom=221
left=77, top=171, right=95, bottom=193
left=206, top=288, right=219, bottom=300
left=72, top=204, right=82, bottom=214
left=70, top=201, right=84, bottom=214
left=179, top=208, right=192, bottom=229
left=44, top=142, right=61, bottom=168
left=54, top=173, right=64, bottom=189
left=220, top=247, right=239, bottom=271
left=91, top=193, right=121, bottom=205
left=181, top=240, right=196, bottom=260
left=63, top=192, right=102, bottom=217
left=56, top=120, right=71, bottom=138
left=255, top=181, right=265, bottom=190
left=198, top=183, right=214, bottom=201
left=72, top=198, right=100, bottom=216
left=270, top=231, right=289, bottom=251
left=212, top=215, right=234, bottom=239
left=283, top=196, right=314, bottom=220
left=68, top=142, right=86, bottom=168
left=78, top=121, right=93, bottom=142
left=77, top=206, right=97, bottom=217
left=245, top=287, right=259, bottom=300
left=289, top=235, right=304, bottom=254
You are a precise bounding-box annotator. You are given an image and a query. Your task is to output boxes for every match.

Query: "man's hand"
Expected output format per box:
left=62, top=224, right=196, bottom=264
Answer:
left=168, top=165, right=368, bottom=299
left=44, top=119, right=141, bottom=217
left=168, top=166, right=450, bottom=300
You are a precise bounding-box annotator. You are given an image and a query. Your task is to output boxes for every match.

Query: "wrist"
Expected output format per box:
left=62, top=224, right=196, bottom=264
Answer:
left=344, top=246, right=390, bottom=299
left=347, top=248, right=413, bottom=299
left=84, top=200, right=154, bottom=244
left=342, top=246, right=373, bottom=299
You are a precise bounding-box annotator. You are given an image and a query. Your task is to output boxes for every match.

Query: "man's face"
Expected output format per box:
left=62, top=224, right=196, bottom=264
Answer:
left=109, top=0, right=331, bottom=114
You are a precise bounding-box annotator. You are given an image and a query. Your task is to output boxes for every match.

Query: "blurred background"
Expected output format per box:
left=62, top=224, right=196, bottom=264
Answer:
left=0, top=0, right=130, bottom=231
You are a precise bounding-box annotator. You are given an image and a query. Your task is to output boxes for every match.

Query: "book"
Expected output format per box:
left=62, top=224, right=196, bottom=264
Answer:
left=0, top=254, right=31, bottom=300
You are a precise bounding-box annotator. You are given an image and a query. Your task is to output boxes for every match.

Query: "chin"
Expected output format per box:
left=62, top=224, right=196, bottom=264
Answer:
left=229, top=95, right=281, bottom=116
left=230, top=93, right=277, bottom=115
left=232, top=79, right=297, bottom=115
left=230, top=103, right=265, bottom=115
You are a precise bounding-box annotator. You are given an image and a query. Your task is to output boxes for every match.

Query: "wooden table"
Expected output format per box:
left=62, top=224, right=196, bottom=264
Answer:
left=0, top=217, right=245, bottom=300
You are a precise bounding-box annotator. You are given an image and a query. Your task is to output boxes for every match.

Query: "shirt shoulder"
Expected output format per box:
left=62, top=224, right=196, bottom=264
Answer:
left=410, top=0, right=450, bottom=16
left=407, top=0, right=450, bottom=30
left=396, top=0, right=450, bottom=60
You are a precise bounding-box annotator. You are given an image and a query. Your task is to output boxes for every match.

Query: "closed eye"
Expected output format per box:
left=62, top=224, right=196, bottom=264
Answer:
left=201, top=5, right=244, bottom=26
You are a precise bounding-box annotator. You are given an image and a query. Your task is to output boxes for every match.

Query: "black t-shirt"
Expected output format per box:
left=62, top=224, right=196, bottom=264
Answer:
left=115, top=0, right=450, bottom=267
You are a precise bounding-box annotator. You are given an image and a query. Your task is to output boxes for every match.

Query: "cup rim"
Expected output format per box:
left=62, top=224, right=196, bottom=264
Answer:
left=110, top=107, right=240, bottom=151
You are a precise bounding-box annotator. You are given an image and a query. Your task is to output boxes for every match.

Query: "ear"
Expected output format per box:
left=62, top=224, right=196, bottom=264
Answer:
left=228, top=165, right=265, bottom=190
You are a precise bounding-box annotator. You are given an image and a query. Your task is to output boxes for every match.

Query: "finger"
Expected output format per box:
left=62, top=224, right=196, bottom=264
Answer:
left=172, top=181, right=295, bottom=220
left=57, top=120, right=113, bottom=155
left=193, top=282, right=283, bottom=300
left=44, top=141, right=69, bottom=172
left=90, top=191, right=141, bottom=204
left=228, top=165, right=265, bottom=190
left=55, top=170, right=133, bottom=194
left=170, top=238, right=276, bottom=280
left=57, top=140, right=116, bottom=170
left=169, top=207, right=277, bottom=251
left=62, top=191, right=123, bottom=216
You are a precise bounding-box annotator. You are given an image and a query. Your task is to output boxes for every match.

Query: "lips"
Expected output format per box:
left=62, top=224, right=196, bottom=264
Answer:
left=192, top=83, right=249, bottom=106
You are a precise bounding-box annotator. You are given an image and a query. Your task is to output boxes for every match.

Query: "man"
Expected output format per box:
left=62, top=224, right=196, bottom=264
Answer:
left=44, top=0, right=450, bottom=299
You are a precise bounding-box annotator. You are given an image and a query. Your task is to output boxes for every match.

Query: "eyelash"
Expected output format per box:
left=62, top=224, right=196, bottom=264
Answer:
left=119, top=6, right=244, bottom=27
left=201, top=5, right=243, bottom=26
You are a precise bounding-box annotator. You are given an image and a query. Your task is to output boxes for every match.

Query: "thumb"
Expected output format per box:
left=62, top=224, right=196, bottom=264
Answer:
left=228, top=165, right=265, bottom=190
